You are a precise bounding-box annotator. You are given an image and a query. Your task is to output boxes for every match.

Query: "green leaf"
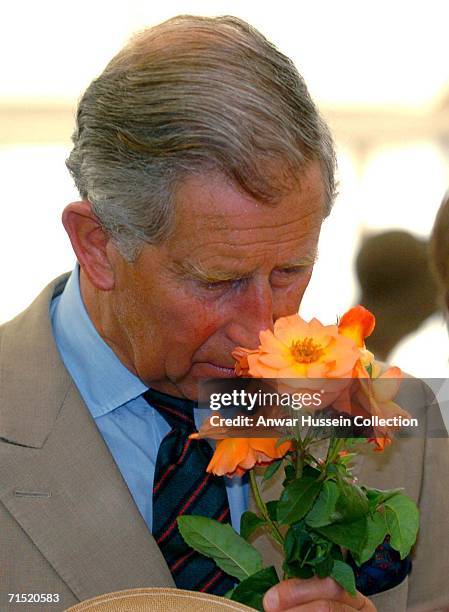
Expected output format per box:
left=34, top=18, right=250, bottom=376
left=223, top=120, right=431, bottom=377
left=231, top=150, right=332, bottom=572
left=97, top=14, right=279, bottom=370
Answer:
left=266, top=500, right=279, bottom=522
left=384, top=495, right=420, bottom=559
left=302, top=465, right=322, bottom=479
left=335, top=480, right=369, bottom=522
left=306, top=481, right=340, bottom=527
left=355, top=511, right=389, bottom=565
left=240, top=511, right=266, bottom=541
left=263, top=459, right=283, bottom=481
left=326, top=464, right=338, bottom=477
left=330, top=544, right=344, bottom=562
left=316, top=517, right=367, bottom=556
left=277, top=477, right=322, bottom=525
left=284, top=521, right=312, bottom=562
left=363, top=487, right=404, bottom=510
left=313, top=554, right=335, bottom=578
left=283, top=560, right=314, bottom=579
left=283, top=463, right=296, bottom=486
left=331, top=560, right=357, bottom=596
left=231, top=566, right=279, bottom=611
left=177, top=516, right=262, bottom=581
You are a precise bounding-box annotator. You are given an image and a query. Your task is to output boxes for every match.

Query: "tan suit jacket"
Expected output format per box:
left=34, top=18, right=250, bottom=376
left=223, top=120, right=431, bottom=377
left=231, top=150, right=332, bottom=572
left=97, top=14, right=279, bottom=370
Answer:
left=1, top=274, right=449, bottom=612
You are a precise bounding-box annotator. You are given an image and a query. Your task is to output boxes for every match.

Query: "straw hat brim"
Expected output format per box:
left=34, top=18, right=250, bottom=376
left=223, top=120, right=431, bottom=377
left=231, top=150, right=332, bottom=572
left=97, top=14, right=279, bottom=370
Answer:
left=64, top=587, right=255, bottom=611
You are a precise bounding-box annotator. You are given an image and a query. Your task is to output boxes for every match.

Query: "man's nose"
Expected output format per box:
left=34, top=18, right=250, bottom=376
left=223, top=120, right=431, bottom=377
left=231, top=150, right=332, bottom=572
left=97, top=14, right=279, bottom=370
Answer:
left=225, top=281, right=275, bottom=349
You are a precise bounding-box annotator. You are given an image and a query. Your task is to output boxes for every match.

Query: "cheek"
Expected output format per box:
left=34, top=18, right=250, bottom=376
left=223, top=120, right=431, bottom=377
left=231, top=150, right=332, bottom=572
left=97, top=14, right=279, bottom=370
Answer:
left=176, top=308, right=220, bottom=343
left=296, top=270, right=313, bottom=301
left=274, top=272, right=313, bottom=318
left=118, top=288, right=226, bottom=383
left=155, top=293, right=227, bottom=356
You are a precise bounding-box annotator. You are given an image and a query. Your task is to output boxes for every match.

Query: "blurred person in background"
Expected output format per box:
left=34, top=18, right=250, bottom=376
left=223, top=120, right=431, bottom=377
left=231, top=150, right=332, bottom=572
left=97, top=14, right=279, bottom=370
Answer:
left=430, top=190, right=449, bottom=314
left=428, top=190, right=449, bottom=430
left=356, top=230, right=445, bottom=374
left=356, top=222, right=449, bottom=431
left=1, top=15, right=448, bottom=612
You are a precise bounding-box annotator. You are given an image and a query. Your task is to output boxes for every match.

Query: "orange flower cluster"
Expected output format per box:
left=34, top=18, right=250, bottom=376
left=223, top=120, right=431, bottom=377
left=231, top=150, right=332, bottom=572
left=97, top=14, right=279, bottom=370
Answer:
left=196, top=306, right=405, bottom=476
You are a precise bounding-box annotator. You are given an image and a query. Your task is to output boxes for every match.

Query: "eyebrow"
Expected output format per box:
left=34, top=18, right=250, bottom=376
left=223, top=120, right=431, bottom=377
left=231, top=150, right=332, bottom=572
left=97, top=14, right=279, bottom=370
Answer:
left=172, top=251, right=318, bottom=283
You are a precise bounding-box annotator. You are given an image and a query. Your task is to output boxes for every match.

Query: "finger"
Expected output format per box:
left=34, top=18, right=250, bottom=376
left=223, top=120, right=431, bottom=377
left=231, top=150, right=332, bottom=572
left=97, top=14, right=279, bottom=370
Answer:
left=263, top=577, right=367, bottom=612
left=282, top=599, right=377, bottom=612
left=282, top=602, right=358, bottom=612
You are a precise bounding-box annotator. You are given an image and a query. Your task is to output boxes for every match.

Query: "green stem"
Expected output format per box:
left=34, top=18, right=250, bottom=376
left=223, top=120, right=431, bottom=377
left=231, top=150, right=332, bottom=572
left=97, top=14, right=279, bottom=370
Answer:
left=331, top=437, right=347, bottom=462
left=249, top=469, right=284, bottom=546
left=300, top=544, right=313, bottom=568
left=295, top=425, right=304, bottom=479
left=296, top=449, right=304, bottom=479
left=323, top=436, right=347, bottom=472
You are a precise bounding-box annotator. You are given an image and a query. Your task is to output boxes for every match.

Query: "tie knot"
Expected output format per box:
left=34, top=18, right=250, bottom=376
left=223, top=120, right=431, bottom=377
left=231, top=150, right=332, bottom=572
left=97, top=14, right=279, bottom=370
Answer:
left=143, top=388, right=197, bottom=432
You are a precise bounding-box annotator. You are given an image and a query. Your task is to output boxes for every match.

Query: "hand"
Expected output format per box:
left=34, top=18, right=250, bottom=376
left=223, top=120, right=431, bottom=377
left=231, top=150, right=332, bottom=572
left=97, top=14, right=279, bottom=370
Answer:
left=263, top=577, right=376, bottom=612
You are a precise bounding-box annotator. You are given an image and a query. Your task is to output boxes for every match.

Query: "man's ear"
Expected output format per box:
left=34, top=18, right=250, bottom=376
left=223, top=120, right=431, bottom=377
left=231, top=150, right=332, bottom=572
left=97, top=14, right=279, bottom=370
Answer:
left=62, top=201, right=115, bottom=290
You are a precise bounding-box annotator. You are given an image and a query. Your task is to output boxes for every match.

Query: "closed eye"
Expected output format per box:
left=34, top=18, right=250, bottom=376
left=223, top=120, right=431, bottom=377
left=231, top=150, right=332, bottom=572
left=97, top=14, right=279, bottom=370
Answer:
left=270, top=266, right=310, bottom=285
left=199, top=277, right=248, bottom=291
left=274, top=265, right=309, bottom=275
left=199, top=267, right=309, bottom=290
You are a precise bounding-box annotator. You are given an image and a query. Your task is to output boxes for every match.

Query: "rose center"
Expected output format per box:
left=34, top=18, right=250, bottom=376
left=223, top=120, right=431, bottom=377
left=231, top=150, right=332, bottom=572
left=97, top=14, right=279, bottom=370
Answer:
left=290, top=337, right=325, bottom=364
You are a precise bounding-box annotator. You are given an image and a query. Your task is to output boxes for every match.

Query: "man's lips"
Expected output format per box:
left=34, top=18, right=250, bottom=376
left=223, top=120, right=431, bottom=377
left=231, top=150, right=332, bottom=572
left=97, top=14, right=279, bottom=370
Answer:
left=191, top=362, right=236, bottom=378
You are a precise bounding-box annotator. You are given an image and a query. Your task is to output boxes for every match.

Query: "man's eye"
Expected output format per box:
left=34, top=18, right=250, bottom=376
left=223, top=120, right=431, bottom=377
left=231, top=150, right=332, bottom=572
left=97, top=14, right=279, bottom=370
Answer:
left=271, top=267, right=308, bottom=283
left=200, top=278, right=246, bottom=291
left=279, top=267, right=300, bottom=274
left=276, top=267, right=306, bottom=276
left=203, top=280, right=230, bottom=290
left=200, top=279, right=234, bottom=291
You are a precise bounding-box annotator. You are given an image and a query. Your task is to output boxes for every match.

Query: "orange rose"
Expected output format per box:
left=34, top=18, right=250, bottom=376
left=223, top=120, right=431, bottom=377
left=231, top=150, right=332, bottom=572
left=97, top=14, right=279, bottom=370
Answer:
left=353, top=366, right=407, bottom=451
left=369, top=437, right=391, bottom=452
left=338, top=305, right=380, bottom=378
left=338, top=305, right=375, bottom=348
left=234, top=314, right=361, bottom=379
left=231, top=347, right=259, bottom=377
left=204, top=437, right=293, bottom=478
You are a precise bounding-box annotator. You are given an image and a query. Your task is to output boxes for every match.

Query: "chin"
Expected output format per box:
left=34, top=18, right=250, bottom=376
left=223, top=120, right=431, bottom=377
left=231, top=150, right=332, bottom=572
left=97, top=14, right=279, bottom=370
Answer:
left=172, top=380, right=201, bottom=401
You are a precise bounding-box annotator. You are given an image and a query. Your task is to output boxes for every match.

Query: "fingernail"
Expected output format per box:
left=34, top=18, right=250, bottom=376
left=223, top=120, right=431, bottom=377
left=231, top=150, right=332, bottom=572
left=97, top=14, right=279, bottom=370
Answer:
left=263, top=588, right=279, bottom=612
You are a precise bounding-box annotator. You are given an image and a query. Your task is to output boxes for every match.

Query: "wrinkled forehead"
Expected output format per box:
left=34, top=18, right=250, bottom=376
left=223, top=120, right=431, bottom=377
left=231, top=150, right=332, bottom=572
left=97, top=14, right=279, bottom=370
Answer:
left=169, top=162, right=326, bottom=236
left=159, top=164, right=325, bottom=270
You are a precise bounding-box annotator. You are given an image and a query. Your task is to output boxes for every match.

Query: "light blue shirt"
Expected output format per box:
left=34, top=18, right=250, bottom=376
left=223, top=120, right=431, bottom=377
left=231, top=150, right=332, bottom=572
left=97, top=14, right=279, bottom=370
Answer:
left=50, top=264, right=248, bottom=533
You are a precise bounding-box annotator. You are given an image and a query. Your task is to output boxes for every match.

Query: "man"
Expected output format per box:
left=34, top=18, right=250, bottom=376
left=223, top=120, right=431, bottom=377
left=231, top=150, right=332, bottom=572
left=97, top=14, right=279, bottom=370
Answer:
left=355, top=231, right=438, bottom=362
left=1, top=15, right=448, bottom=612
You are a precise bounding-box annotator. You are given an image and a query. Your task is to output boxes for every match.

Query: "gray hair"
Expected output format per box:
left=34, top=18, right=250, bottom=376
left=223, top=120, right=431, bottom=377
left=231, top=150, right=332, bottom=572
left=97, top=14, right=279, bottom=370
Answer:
left=66, top=14, right=337, bottom=261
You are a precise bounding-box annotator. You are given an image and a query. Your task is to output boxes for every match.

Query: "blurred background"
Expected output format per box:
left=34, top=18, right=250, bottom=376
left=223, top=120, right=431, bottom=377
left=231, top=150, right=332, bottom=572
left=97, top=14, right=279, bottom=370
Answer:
left=1, top=0, right=449, bottom=376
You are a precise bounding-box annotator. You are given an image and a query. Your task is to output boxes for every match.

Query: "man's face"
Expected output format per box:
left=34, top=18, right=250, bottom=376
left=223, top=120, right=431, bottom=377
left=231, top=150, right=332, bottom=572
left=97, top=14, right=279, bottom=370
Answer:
left=105, top=162, right=325, bottom=399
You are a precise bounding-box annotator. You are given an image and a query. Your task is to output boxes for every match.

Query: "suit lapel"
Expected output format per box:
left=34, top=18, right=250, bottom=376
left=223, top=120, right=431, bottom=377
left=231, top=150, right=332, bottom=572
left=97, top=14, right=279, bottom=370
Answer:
left=0, top=274, right=174, bottom=602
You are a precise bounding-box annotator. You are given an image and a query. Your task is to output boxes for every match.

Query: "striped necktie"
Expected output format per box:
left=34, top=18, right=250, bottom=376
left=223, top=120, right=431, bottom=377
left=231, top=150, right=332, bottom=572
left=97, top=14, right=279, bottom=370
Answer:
left=144, top=388, right=235, bottom=594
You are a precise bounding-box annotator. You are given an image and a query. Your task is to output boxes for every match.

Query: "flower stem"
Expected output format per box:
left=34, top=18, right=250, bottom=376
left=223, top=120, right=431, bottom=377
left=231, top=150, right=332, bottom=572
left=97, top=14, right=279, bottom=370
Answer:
left=323, top=436, right=346, bottom=472
left=295, top=424, right=304, bottom=479
left=295, top=449, right=304, bottom=479
left=249, top=469, right=284, bottom=546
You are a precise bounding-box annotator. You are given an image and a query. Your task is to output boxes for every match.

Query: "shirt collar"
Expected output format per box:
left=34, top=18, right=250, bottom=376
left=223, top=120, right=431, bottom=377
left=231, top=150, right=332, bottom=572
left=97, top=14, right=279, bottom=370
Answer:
left=51, top=263, right=147, bottom=417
